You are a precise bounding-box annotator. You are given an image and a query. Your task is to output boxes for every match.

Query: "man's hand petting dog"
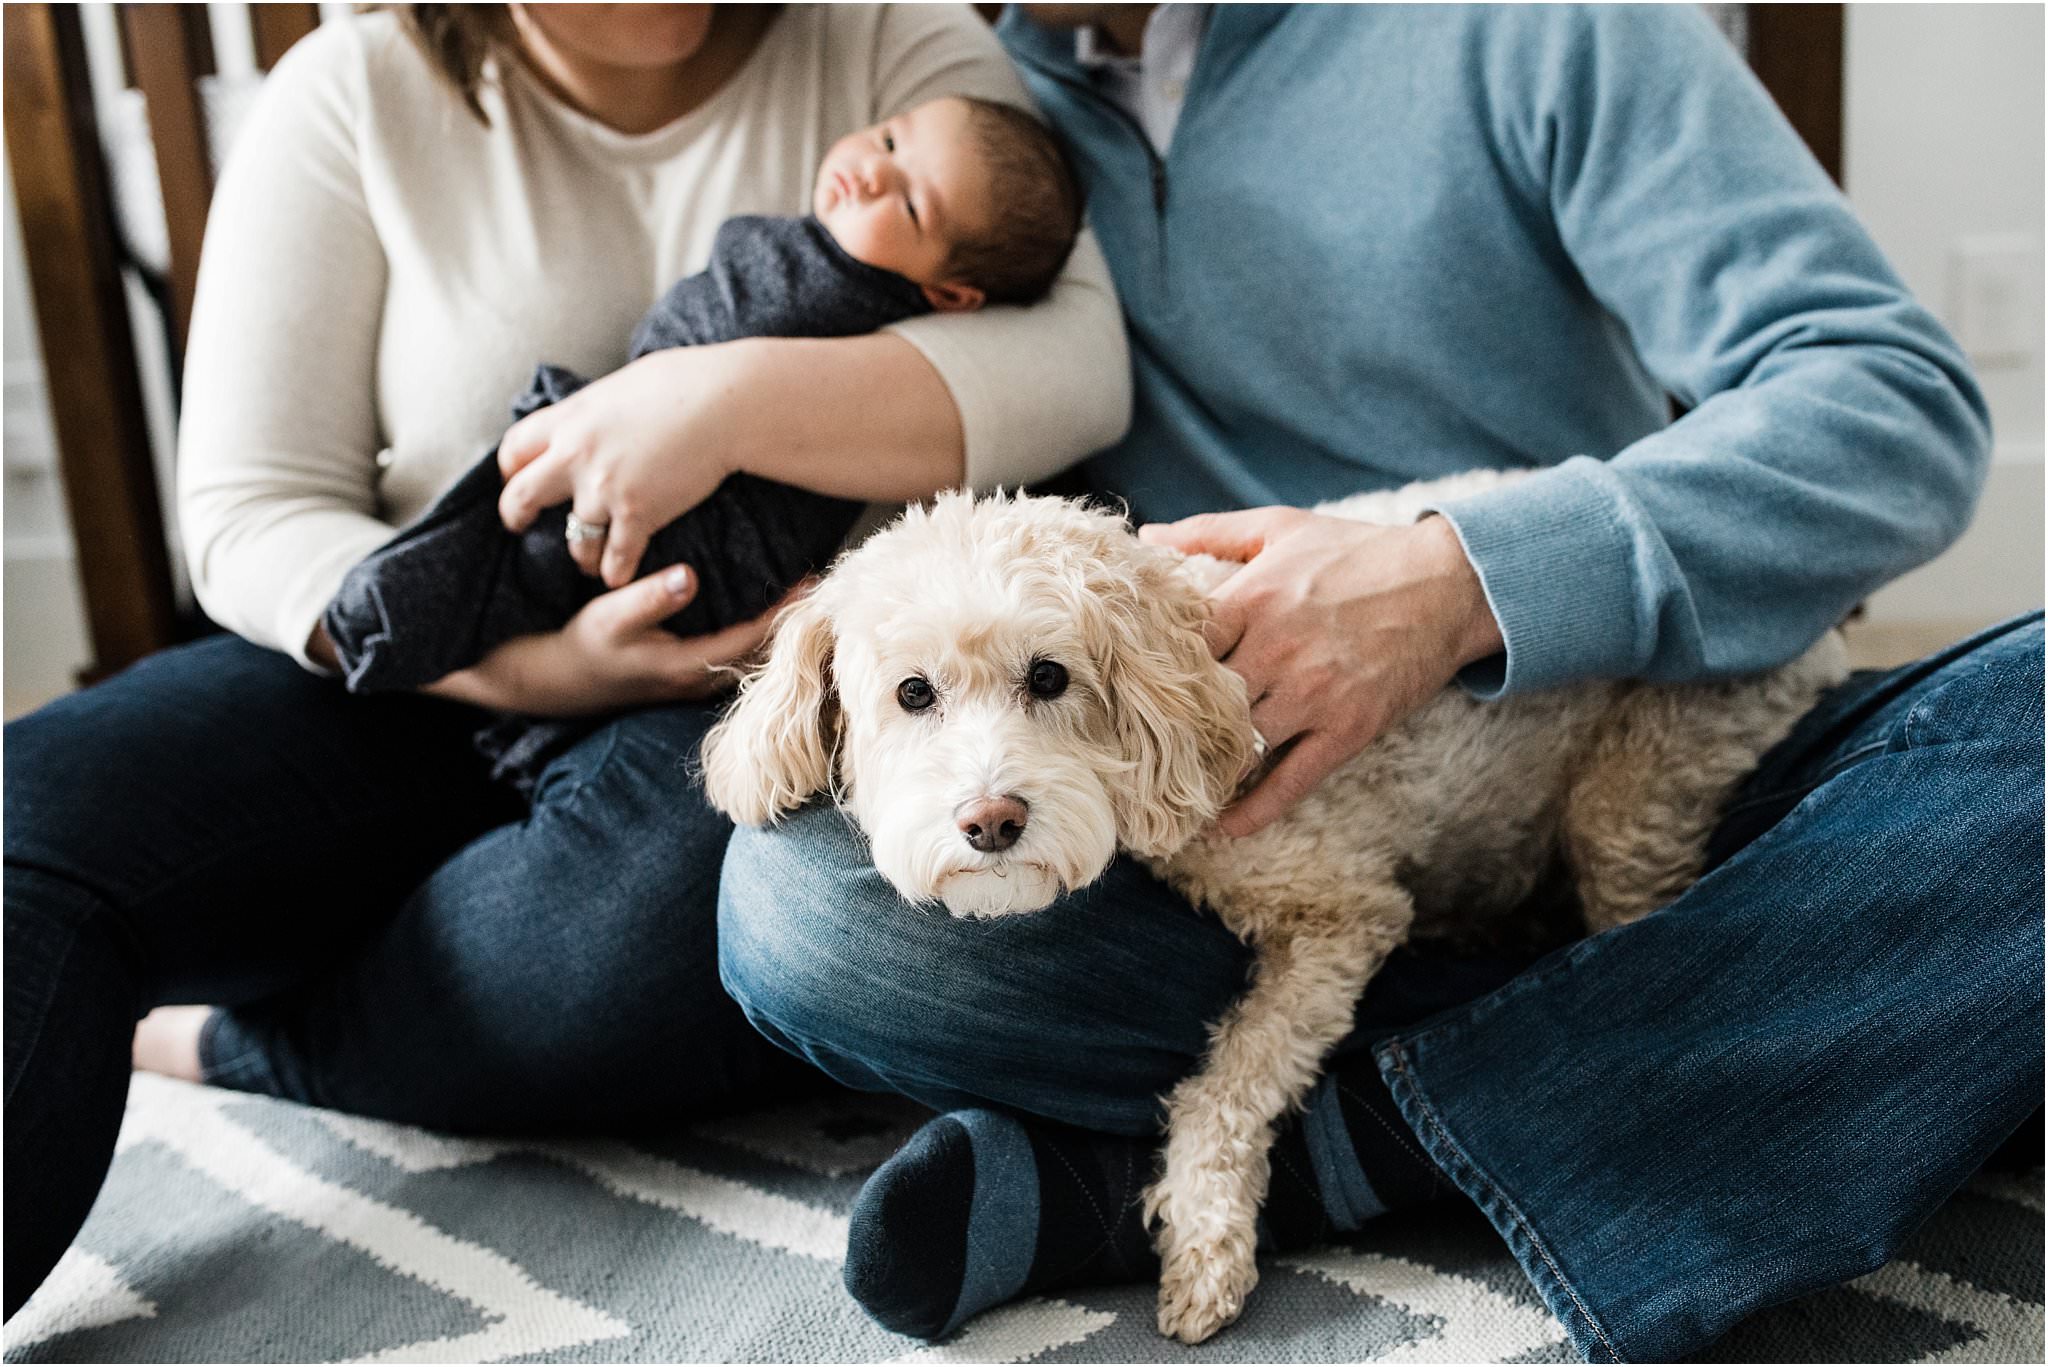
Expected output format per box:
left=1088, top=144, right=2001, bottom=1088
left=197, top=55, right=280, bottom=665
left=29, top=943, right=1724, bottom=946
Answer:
left=1139, top=509, right=1504, bottom=837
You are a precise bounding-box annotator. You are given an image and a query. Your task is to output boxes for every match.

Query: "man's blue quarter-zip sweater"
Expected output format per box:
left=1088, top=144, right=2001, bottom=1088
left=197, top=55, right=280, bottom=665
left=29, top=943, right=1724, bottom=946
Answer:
left=1000, top=4, right=1989, bottom=696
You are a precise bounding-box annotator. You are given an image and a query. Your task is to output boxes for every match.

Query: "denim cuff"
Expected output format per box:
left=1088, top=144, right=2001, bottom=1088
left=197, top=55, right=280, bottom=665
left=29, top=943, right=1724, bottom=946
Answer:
left=1375, top=1030, right=1624, bottom=1363
left=197, top=1008, right=285, bottom=1096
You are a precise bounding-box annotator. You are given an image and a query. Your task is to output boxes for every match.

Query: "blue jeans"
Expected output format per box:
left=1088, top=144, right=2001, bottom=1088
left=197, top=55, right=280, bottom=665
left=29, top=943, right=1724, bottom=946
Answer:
left=718, top=613, right=2044, bottom=1361
left=3, top=634, right=807, bottom=1318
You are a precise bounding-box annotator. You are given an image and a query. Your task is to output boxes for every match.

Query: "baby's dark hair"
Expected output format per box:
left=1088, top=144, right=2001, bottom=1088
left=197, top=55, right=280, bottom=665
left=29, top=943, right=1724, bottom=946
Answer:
left=945, top=98, right=1083, bottom=307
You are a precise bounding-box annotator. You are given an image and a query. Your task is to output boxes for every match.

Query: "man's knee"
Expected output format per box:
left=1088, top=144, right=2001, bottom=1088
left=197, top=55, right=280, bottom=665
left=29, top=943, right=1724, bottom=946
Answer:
left=1982, top=616, right=2045, bottom=733
left=717, top=805, right=911, bottom=1055
left=718, top=807, right=1250, bottom=1132
left=1909, top=614, right=2043, bottom=755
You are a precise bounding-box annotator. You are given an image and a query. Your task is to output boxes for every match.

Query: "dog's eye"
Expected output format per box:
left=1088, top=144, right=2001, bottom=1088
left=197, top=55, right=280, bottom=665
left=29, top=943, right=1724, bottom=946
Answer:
left=897, top=677, right=936, bottom=712
left=1027, top=659, right=1069, bottom=699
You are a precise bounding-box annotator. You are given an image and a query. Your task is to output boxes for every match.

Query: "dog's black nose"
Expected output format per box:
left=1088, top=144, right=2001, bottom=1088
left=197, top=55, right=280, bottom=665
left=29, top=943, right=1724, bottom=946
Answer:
left=956, top=795, right=1029, bottom=853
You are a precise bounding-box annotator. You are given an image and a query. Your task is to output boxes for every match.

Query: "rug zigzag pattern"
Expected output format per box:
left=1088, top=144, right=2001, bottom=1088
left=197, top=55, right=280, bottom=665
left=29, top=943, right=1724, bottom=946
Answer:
left=6, top=1076, right=2040, bottom=1364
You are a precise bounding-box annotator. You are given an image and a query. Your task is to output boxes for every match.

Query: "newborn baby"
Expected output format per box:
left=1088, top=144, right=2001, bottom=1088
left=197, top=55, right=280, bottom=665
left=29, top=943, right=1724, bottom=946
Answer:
left=323, top=96, right=1081, bottom=789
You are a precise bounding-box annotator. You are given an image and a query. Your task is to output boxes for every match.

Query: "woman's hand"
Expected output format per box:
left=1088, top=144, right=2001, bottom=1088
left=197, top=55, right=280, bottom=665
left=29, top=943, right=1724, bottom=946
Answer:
left=1139, top=509, right=1504, bottom=838
left=497, top=334, right=967, bottom=591
left=498, top=347, right=750, bottom=589
left=422, top=566, right=792, bottom=717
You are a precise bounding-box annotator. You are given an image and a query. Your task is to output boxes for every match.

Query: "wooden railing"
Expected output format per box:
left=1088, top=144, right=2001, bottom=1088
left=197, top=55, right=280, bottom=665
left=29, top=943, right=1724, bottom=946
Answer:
left=3, top=3, right=319, bottom=680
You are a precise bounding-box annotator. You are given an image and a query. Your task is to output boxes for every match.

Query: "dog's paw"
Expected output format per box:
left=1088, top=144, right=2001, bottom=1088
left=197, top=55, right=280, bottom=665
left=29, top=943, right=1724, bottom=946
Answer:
left=1155, top=1231, right=1258, bottom=1345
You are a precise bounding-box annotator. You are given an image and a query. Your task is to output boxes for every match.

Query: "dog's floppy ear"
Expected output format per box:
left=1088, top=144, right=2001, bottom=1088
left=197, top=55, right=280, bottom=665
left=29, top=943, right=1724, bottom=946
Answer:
left=1093, top=546, right=1258, bottom=858
left=700, top=594, right=838, bottom=825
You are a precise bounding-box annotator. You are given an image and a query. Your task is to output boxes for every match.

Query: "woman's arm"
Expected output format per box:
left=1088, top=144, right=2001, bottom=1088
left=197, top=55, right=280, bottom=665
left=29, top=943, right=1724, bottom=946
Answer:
left=719, top=335, right=964, bottom=497
left=176, top=24, right=395, bottom=669
left=421, top=566, right=795, bottom=713
left=182, top=20, right=783, bottom=715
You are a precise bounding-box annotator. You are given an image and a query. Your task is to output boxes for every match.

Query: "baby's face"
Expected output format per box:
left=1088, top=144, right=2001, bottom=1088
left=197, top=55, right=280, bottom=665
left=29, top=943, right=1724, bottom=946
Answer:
left=814, top=97, right=992, bottom=301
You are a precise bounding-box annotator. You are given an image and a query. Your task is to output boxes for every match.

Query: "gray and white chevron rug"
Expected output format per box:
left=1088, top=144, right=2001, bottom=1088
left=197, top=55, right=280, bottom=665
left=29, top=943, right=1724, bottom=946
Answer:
left=7, top=1075, right=2041, bottom=1363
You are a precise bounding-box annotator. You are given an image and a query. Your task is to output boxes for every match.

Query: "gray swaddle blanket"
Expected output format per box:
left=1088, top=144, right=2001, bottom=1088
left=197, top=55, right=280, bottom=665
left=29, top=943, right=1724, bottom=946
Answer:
left=322, top=215, right=931, bottom=791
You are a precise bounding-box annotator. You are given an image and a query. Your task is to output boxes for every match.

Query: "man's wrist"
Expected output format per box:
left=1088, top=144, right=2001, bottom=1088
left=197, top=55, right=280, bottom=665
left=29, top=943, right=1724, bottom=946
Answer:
left=1418, top=514, right=1503, bottom=670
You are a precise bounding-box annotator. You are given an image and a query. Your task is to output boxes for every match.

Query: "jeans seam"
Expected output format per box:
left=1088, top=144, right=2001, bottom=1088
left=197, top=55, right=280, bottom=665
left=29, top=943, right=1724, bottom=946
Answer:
left=1046, top=1142, right=1123, bottom=1269
left=3, top=869, right=149, bottom=1113
left=1113, top=1141, right=1147, bottom=1272
left=4, top=856, right=129, bottom=929
left=1269, top=1146, right=1329, bottom=1237
left=529, top=719, right=625, bottom=811
left=1382, top=1042, right=1624, bottom=1363
left=1335, top=1079, right=1440, bottom=1182
left=3, top=919, right=82, bottom=1113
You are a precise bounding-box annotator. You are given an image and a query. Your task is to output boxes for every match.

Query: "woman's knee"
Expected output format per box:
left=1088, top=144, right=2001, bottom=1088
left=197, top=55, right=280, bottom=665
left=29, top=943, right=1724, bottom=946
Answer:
left=6, top=635, right=502, bottom=902
left=717, top=805, right=1252, bottom=1133
left=5, top=866, right=144, bottom=1042
left=515, top=704, right=734, bottom=947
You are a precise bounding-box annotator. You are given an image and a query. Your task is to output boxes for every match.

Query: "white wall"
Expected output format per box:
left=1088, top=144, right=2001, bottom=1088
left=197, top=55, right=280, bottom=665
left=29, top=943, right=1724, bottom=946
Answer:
left=1842, top=3, right=2045, bottom=640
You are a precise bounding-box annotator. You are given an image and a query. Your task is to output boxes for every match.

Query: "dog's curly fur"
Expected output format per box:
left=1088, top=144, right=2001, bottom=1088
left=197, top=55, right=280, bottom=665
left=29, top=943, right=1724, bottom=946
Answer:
left=701, top=477, right=1848, bottom=1344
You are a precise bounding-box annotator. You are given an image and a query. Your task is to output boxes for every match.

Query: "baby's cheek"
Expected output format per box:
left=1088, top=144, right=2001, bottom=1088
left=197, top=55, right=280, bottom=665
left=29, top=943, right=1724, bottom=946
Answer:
left=830, top=219, right=887, bottom=271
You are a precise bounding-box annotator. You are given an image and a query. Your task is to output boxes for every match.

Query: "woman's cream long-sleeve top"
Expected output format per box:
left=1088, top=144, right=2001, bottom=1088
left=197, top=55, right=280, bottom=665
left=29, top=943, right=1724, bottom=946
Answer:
left=176, top=5, right=1131, bottom=668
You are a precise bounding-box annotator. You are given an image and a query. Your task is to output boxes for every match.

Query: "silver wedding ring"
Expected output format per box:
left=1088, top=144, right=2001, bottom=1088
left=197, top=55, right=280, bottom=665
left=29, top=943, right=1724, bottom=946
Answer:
left=564, top=513, right=609, bottom=546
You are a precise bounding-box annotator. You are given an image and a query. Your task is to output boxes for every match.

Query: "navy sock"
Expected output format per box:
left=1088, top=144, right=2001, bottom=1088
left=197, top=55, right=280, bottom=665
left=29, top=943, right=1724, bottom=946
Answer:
left=842, top=1056, right=1445, bottom=1340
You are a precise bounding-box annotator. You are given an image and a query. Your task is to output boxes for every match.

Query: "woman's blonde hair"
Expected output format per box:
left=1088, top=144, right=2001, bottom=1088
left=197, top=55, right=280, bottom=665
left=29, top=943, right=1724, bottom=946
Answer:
left=398, top=4, right=515, bottom=125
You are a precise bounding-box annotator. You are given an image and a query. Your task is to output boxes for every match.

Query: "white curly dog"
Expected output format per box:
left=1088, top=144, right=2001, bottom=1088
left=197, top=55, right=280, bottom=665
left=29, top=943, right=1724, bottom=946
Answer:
left=701, top=475, right=1847, bottom=1345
